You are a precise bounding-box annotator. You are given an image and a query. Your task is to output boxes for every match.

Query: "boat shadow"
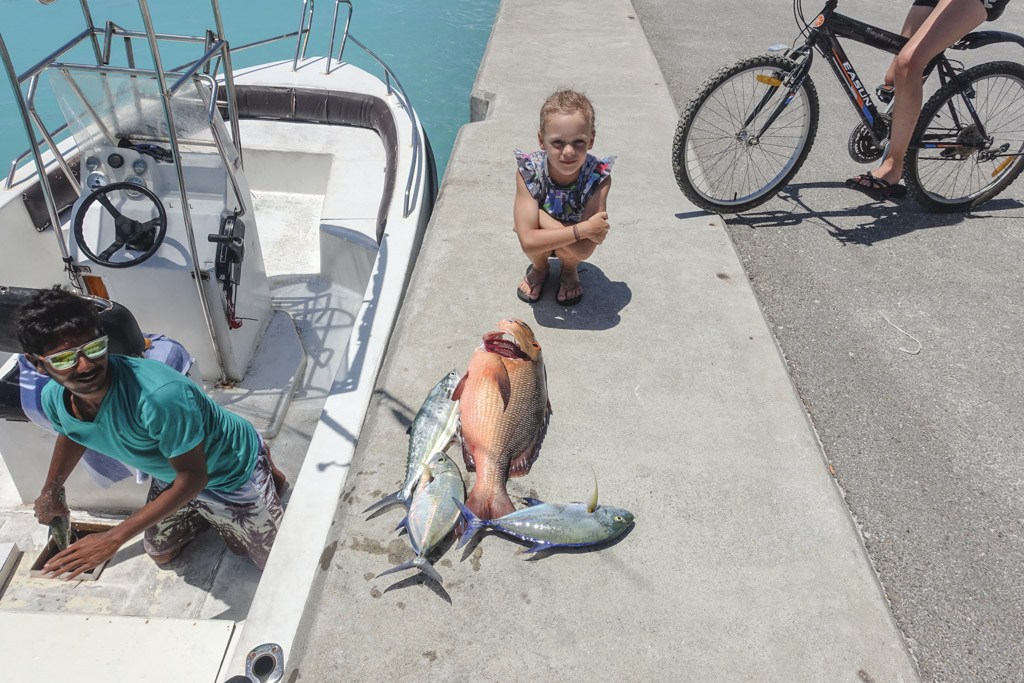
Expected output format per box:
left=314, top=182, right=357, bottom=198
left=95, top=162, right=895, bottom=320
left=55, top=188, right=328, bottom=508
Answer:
left=712, top=181, right=1024, bottom=247
left=530, top=262, right=631, bottom=331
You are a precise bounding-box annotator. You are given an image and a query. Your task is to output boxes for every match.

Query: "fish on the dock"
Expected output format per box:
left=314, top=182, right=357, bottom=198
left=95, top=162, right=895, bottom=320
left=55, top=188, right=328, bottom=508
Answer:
left=363, top=370, right=461, bottom=515
left=376, top=452, right=465, bottom=584
left=454, top=477, right=634, bottom=553
left=453, top=318, right=550, bottom=520
left=48, top=487, right=74, bottom=551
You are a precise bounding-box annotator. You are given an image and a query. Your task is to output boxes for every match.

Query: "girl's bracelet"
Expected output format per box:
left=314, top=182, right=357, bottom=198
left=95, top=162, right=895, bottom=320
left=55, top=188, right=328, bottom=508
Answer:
left=572, top=224, right=580, bottom=242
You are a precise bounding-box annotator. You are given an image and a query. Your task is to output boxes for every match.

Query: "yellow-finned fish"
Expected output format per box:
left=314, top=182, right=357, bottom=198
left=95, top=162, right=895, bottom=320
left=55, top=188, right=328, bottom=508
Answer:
left=453, top=319, right=550, bottom=520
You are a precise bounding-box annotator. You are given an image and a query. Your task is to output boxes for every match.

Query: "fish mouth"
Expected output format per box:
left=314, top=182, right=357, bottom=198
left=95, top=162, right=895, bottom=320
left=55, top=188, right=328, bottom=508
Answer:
left=482, top=331, right=532, bottom=360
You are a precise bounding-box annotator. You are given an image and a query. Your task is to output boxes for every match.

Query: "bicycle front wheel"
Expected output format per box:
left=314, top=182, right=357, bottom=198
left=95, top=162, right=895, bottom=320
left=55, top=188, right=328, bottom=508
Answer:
left=906, top=61, right=1024, bottom=212
left=672, top=55, right=819, bottom=214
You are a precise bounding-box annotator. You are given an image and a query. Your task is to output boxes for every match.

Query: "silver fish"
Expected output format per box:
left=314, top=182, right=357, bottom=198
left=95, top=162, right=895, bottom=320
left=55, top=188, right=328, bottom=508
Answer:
left=377, top=452, right=465, bottom=584
left=454, top=477, right=633, bottom=553
left=364, top=370, right=461, bottom=515
left=49, top=487, right=73, bottom=551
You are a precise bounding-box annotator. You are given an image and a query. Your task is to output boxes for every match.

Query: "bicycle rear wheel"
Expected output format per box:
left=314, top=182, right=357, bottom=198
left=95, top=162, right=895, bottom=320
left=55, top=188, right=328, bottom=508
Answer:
left=672, top=55, right=819, bottom=214
left=906, top=61, right=1024, bottom=213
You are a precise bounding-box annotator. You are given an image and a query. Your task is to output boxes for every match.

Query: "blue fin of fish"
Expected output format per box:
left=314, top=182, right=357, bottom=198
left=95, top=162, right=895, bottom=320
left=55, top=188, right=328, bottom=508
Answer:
left=453, top=498, right=486, bottom=549
left=524, top=542, right=555, bottom=554
left=521, top=497, right=545, bottom=507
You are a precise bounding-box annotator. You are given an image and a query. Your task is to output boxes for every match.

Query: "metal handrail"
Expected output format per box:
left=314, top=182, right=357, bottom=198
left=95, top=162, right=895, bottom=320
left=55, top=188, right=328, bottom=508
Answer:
left=5, top=123, right=68, bottom=190
left=292, top=0, right=316, bottom=70
left=325, top=0, right=353, bottom=75
left=346, top=35, right=424, bottom=218
left=5, top=0, right=427, bottom=219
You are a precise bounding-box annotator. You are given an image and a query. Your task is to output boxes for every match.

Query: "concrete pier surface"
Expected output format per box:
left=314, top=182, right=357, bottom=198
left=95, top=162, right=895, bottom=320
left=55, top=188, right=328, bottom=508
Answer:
left=632, top=1, right=1024, bottom=681
left=291, top=1, right=918, bottom=680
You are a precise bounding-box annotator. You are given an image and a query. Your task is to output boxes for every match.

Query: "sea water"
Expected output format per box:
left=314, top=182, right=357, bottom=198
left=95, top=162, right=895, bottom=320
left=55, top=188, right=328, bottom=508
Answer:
left=0, top=0, right=499, bottom=180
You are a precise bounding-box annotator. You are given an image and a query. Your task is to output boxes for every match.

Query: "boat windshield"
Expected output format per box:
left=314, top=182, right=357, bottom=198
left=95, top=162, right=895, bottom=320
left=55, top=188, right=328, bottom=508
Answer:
left=48, top=68, right=230, bottom=158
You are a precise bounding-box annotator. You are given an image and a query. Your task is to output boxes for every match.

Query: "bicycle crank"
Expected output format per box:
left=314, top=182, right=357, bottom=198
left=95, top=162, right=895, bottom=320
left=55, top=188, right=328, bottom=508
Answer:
left=847, top=114, right=891, bottom=163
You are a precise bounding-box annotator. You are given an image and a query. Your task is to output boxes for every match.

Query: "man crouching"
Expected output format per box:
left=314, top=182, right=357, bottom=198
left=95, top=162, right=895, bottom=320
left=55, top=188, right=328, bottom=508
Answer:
left=19, top=287, right=285, bottom=577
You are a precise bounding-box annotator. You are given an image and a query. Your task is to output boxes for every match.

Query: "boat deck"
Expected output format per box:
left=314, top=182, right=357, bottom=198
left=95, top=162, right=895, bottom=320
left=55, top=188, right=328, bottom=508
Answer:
left=0, top=126, right=379, bottom=623
left=291, top=0, right=919, bottom=681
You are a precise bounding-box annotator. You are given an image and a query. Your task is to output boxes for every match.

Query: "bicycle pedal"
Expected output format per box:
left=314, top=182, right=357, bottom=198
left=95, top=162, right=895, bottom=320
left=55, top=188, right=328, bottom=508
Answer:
left=875, top=84, right=895, bottom=104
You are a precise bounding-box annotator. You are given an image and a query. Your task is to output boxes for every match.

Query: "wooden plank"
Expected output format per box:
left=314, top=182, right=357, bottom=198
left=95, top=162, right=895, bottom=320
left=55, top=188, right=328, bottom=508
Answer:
left=0, top=542, right=20, bottom=592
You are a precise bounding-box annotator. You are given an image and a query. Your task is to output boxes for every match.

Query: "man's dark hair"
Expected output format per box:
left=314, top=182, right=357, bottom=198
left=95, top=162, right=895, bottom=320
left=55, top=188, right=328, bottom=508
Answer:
left=17, top=286, right=102, bottom=356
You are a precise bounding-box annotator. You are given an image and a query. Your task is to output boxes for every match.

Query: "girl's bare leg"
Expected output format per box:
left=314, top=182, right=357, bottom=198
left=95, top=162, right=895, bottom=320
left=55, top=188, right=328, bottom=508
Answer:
left=554, top=240, right=597, bottom=303
left=869, top=0, right=985, bottom=185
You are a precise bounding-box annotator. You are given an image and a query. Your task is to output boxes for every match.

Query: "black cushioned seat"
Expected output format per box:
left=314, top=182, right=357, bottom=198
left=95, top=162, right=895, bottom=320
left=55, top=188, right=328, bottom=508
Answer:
left=0, top=286, right=147, bottom=421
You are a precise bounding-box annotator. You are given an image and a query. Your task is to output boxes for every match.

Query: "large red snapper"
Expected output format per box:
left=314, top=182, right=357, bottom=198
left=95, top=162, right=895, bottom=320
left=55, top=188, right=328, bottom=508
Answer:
left=453, top=319, right=550, bottom=520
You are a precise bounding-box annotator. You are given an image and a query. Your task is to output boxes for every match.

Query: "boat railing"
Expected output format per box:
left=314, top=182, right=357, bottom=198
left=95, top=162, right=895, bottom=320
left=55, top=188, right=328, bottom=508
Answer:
left=345, top=35, right=424, bottom=219
left=290, top=0, right=422, bottom=218
left=4, top=0, right=425, bottom=219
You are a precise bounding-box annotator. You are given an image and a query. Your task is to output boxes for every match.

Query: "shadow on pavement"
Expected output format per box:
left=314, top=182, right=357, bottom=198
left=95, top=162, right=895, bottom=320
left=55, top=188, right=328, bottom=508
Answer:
left=724, top=181, right=1024, bottom=246
left=529, top=262, right=631, bottom=331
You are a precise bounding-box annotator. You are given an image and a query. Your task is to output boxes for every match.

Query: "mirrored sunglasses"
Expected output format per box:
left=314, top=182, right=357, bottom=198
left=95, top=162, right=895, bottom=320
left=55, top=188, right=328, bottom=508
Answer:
left=40, top=335, right=109, bottom=371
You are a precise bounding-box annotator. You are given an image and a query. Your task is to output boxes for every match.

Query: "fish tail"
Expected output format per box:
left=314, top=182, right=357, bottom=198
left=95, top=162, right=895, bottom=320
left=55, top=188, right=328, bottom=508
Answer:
left=375, top=559, right=417, bottom=580
left=413, top=556, right=443, bottom=585
left=374, top=556, right=443, bottom=585
left=362, top=490, right=402, bottom=515
left=465, top=485, right=515, bottom=522
left=453, top=498, right=485, bottom=549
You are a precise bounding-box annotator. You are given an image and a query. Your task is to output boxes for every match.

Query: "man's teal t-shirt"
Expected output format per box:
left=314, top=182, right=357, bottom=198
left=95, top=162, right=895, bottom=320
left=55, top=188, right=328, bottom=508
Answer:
left=41, top=355, right=259, bottom=492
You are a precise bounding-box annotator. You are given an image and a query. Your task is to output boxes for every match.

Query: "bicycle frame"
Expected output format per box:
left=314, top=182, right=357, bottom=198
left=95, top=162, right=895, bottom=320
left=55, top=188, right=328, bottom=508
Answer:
left=793, top=1, right=968, bottom=146
left=752, top=0, right=1020, bottom=154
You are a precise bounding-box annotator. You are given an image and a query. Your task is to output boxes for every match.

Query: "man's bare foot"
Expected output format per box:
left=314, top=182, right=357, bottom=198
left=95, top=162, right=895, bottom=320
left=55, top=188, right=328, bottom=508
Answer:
left=517, top=265, right=548, bottom=303
left=557, top=270, right=583, bottom=306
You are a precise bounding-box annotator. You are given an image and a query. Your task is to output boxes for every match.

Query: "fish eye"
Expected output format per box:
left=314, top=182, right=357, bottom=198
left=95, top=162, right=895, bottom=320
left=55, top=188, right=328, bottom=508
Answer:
left=614, top=515, right=624, bottom=522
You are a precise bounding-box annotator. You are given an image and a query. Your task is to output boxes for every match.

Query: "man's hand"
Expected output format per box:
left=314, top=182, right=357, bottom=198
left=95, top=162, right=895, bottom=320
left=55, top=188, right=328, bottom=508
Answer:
left=582, top=211, right=610, bottom=244
left=43, top=530, right=122, bottom=580
left=34, top=488, right=69, bottom=525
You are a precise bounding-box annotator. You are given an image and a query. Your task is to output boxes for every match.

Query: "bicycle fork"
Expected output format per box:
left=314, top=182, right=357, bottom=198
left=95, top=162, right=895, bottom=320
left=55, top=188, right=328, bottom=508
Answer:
left=740, top=52, right=814, bottom=145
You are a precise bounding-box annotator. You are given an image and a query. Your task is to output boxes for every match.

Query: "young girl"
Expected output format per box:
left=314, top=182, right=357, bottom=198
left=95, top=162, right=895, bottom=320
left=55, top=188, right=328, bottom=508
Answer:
left=514, top=90, right=614, bottom=306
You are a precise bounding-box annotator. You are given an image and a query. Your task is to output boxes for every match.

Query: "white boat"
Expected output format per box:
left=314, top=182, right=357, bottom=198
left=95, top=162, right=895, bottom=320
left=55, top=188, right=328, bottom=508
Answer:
left=0, top=1, right=435, bottom=680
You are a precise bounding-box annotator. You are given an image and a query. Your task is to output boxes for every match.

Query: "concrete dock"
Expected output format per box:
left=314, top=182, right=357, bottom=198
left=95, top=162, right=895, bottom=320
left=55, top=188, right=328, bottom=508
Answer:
left=291, top=0, right=919, bottom=679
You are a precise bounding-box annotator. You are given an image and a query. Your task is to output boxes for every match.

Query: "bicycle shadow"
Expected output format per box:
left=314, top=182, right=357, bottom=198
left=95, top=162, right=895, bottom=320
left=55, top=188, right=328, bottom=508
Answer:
left=723, top=181, right=1024, bottom=246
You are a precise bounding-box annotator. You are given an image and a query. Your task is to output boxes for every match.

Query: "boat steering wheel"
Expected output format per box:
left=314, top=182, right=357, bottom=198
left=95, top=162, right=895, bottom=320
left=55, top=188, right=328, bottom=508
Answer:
left=72, top=182, right=168, bottom=268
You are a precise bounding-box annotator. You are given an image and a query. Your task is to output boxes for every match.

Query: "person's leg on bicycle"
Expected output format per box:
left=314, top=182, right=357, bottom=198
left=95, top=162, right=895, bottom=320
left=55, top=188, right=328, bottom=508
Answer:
left=848, top=0, right=987, bottom=195
left=882, top=4, right=936, bottom=91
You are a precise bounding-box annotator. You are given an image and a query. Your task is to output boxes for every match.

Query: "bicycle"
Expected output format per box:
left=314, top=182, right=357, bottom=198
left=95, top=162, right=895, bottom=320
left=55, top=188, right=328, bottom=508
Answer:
left=672, top=0, right=1024, bottom=213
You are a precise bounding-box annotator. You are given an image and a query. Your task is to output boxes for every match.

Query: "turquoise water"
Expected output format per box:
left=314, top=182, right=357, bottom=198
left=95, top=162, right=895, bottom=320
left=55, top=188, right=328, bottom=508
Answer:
left=0, top=0, right=498, bottom=180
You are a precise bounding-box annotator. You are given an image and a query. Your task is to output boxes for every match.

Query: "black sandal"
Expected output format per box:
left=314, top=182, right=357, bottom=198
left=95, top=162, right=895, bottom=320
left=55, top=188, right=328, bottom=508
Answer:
left=845, top=172, right=907, bottom=199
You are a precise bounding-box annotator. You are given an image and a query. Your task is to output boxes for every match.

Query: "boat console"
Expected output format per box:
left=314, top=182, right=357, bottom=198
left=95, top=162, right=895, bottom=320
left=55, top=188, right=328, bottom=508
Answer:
left=54, top=69, right=273, bottom=382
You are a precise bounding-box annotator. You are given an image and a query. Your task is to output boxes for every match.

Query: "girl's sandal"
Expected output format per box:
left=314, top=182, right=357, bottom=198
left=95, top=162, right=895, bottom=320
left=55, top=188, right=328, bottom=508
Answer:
left=516, top=265, right=548, bottom=303
left=557, top=276, right=583, bottom=306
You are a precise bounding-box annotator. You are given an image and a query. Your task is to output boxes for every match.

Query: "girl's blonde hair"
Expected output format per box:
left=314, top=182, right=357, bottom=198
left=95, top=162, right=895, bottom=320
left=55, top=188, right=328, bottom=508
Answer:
left=539, top=89, right=595, bottom=135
